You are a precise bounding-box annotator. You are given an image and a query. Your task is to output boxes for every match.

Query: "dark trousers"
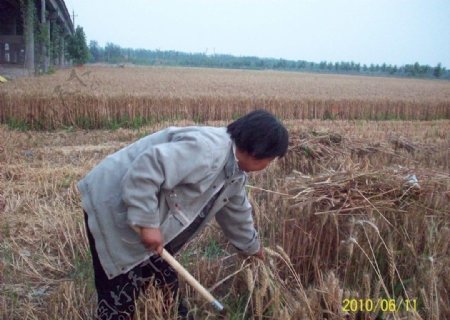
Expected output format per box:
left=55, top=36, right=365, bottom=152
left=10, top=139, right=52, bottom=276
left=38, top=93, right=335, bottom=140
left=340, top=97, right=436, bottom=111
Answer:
left=84, top=212, right=180, bottom=320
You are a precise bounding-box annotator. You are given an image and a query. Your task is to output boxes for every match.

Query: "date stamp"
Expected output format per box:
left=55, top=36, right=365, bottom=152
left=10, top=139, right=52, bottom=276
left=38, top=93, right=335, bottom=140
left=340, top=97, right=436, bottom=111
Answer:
left=342, top=298, right=417, bottom=313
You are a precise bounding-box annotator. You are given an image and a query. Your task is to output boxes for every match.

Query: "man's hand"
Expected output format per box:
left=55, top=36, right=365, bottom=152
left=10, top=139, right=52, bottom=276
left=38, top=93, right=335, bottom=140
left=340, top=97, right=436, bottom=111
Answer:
left=139, top=227, right=164, bottom=255
left=253, top=247, right=265, bottom=260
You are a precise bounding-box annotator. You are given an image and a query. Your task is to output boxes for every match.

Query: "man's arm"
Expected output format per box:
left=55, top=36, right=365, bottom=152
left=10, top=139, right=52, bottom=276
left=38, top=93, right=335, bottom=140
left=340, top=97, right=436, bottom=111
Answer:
left=215, top=186, right=261, bottom=256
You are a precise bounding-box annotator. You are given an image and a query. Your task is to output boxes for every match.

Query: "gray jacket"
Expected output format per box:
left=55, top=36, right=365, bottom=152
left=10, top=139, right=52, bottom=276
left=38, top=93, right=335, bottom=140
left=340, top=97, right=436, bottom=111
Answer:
left=77, top=126, right=260, bottom=279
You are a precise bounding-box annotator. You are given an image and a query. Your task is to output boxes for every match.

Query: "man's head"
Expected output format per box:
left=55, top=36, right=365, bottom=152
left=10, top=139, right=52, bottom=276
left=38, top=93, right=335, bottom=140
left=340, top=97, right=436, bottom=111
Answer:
left=227, top=110, right=289, bottom=172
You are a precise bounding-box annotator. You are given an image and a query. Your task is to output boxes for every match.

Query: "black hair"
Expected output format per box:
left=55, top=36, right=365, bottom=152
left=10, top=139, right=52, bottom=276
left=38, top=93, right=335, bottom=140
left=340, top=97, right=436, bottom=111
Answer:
left=227, top=109, right=289, bottom=159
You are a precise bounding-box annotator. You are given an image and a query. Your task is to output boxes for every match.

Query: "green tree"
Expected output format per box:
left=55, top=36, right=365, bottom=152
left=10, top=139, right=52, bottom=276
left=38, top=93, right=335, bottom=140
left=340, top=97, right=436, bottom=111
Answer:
left=433, top=63, right=443, bottom=78
left=334, top=62, right=340, bottom=71
left=89, top=40, right=103, bottom=62
left=413, top=62, right=420, bottom=75
left=67, top=26, right=89, bottom=65
left=104, top=42, right=122, bottom=62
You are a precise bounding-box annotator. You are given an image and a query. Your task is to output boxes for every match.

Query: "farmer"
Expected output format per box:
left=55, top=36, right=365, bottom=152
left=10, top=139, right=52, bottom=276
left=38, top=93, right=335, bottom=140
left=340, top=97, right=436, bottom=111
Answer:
left=78, top=109, right=289, bottom=319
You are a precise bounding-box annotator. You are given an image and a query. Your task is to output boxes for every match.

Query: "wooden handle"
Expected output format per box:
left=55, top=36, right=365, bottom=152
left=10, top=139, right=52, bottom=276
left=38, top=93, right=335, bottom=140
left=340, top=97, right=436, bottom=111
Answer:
left=132, top=226, right=224, bottom=311
left=160, top=249, right=223, bottom=309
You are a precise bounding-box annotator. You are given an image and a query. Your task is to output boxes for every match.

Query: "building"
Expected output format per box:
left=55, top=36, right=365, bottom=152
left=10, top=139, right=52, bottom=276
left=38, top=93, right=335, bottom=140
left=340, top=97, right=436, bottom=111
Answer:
left=0, top=0, right=74, bottom=73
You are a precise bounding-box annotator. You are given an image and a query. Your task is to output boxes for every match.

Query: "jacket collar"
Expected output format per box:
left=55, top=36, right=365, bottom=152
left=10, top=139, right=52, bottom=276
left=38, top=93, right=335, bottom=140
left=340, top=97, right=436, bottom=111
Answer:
left=224, top=141, right=243, bottom=179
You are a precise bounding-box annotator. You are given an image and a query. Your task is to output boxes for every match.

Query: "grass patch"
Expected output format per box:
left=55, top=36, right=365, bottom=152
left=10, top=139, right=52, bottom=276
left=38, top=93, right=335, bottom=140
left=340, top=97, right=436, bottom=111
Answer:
left=202, top=239, right=225, bottom=259
left=6, top=118, right=31, bottom=131
left=71, top=249, right=94, bottom=292
left=223, top=294, right=249, bottom=320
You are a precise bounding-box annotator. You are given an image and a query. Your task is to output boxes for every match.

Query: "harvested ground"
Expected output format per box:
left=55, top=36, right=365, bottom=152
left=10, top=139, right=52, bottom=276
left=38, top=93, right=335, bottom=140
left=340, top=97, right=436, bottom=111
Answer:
left=1, top=119, right=449, bottom=319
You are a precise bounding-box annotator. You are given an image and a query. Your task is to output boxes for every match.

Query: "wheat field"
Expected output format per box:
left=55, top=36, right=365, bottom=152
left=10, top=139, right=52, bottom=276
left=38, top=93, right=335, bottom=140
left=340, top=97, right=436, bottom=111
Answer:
left=0, top=66, right=449, bottom=319
left=0, top=66, right=449, bottom=129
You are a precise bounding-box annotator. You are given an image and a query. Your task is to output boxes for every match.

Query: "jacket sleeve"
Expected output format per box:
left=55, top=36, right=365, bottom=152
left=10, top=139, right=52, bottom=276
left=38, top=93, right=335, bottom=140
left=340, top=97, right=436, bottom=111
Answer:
left=215, top=186, right=260, bottom=255
left=121, top=136, right=212, bottom=228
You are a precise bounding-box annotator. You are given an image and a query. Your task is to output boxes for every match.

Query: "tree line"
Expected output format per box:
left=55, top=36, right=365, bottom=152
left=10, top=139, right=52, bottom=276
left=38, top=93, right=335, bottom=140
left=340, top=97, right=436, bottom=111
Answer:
left=86, top=41, right=448, bottom=79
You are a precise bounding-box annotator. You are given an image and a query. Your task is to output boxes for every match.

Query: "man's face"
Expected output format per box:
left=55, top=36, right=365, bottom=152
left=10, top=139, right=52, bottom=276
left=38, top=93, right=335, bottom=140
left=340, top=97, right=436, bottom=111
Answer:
left=236, top=149, right=275, bottom=172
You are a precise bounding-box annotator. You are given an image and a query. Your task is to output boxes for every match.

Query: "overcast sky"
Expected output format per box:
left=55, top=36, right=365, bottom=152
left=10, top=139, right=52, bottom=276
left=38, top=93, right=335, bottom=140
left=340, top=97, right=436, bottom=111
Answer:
left=64, top=0, right=450, bottom=68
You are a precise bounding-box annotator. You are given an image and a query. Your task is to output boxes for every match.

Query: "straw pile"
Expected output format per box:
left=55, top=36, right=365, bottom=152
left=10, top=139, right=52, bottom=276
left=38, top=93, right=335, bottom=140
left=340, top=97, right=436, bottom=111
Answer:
left=280, top=128, right=449, bottom=174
